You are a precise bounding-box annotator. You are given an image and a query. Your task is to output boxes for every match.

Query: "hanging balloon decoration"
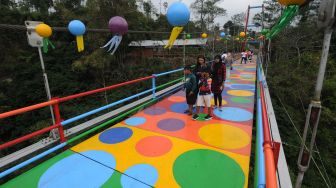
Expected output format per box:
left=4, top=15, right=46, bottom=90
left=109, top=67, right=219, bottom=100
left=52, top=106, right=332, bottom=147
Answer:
left=68, top=20, right=86, bottom=52
left=278, top=0, right=306, bottom=5
left=186, top=34, right=192, bottom=39
left=220, top=32, right=226, bottom=38
left=201, top=33, right=208, bottom=38
left=35, top=23, right=55, bottom=53
left=165, top=1, right=190, bottom=49
left=239, top=32, right=246, bottom=38
left=101, top=16, right=128, bottom=55
left=261, top=29, right=269, bottom=36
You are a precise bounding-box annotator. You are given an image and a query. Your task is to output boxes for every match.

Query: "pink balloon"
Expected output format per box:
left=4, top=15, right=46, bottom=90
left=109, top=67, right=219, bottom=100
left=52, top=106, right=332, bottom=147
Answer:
left=108, top=16, right=128, bottom=35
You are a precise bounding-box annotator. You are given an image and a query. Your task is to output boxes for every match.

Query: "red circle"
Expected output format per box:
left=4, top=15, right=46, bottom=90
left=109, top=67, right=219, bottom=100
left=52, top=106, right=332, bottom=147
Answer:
left=168, top=96, right=185, bottom=102
left=136, top=136, right=173, bottom=157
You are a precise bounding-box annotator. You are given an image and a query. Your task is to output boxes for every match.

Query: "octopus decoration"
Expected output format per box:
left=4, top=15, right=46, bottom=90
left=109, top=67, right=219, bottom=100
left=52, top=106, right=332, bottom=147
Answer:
left=101, top=16, right=128, bottom=55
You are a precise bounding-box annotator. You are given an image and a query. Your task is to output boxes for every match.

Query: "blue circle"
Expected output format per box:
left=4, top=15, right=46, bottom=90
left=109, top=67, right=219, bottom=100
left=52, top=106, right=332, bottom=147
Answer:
left=38, top=150, right=116, bottom=188
left=244, top=68, right=256, bottom=71
left=230, top=84, right=255, bottom=90
left=167, top=2, right=190, bottom=26
left=144, top=107, right=167, bottom=115
left=99, top=127, right=133, bottom=144
left=214, top=107, right=252, bottom=122
left=121, top=164, right=158, bottom=188
left=125, top=117, right=146, bottom=126
left=68, top=20, right=86, bottom=35
left=241, top=74, right=254, bottom=78
left=170, top=102, right=196, bottom=114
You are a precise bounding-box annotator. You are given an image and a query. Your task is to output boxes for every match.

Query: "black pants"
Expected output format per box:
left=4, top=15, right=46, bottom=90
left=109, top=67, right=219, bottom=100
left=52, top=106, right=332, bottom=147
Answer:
left=213, top=92, right=223, bottom=107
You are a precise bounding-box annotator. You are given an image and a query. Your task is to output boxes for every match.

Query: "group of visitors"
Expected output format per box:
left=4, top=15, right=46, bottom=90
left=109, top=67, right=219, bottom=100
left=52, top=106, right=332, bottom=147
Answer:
left=184, top=53, right=234, bottom=121
left=241, top=50, right=253, bottom=64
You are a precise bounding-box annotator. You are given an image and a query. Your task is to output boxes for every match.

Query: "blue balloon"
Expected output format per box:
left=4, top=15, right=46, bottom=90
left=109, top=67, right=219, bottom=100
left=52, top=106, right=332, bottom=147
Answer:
left=68, top=20, right=86, bottom=36
left=220, top=32, right=225, bottom=38
left=166, top=2, right=190, bottom=26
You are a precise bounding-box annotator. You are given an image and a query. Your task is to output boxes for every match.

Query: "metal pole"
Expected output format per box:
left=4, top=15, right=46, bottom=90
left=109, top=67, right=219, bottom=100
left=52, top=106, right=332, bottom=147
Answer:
left=242, top=5, right=250, bottom=51
left=295, top=28, right=333, bottom=188
left=37, top=47, right=57, bottom=139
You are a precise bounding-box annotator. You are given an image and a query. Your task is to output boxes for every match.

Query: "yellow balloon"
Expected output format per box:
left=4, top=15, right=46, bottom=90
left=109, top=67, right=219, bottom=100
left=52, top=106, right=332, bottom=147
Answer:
left=239, top=32, right=246, bottom=38
left=278, top=0, right=305, bottom=5
left=201, top=33, right=208, bottom=38
left=36, top=23, right=52, bottom=38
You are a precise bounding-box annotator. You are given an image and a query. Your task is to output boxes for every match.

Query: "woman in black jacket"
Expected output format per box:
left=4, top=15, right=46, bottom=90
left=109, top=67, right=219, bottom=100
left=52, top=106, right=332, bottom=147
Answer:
left=211, top=55, right=226, bottom=110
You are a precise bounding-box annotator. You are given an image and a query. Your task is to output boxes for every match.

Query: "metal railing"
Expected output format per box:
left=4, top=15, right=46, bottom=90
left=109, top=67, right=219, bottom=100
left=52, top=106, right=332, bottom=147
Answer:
left=0, top=67, right=185, bottom=178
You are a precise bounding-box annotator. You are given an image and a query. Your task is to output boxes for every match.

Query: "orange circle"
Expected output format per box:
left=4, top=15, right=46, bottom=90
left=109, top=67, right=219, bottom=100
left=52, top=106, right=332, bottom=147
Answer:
left=168, top=96, right=186, bottom=103
left=136, top=136, right=173, bottom=157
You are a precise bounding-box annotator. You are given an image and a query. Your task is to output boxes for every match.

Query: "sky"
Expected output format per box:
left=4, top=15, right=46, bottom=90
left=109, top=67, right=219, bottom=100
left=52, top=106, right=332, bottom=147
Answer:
left=153, top=0, right=263, bottom=27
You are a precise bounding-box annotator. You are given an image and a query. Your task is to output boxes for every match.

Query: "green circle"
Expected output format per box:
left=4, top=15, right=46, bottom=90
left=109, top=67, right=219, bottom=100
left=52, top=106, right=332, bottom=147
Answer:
left=173, top=149, right=245, bottom=188
left=231, top=97, right=252, bottom=104
left=196, top=113, right=208, bottom=121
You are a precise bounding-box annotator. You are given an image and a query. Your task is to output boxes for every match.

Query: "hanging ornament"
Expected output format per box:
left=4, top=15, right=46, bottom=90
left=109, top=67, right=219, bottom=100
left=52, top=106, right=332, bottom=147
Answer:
left=261, top=29, right=269, bottom=35
left=235, top=37, right=240, bottom=41
left=101, top=16, right=128, bottom=55
left=220, top=32, right=226, bottom=38
left=201, top=33, right=208, bottom=38
left=68, top=20, right=86, bottom=52
left=35, top=23, right=55, bottom=53
left=278, top=0, right=306, bottom=6
left=165, top=2, right=190, bottom=49
left=239, top=32, right=246, bottom=38
left=186, top=34, right=192, bottom=39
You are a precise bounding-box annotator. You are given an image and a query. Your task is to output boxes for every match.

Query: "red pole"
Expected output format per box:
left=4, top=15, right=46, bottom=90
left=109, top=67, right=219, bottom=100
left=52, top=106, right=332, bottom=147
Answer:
left=52, top=98, right=65, bottom=143
left=260, top=82, right=278, bottom=188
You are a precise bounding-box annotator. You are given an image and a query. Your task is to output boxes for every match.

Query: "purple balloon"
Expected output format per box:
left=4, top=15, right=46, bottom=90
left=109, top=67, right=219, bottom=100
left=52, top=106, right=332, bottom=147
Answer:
left=108, top=16, right=128, bottom=35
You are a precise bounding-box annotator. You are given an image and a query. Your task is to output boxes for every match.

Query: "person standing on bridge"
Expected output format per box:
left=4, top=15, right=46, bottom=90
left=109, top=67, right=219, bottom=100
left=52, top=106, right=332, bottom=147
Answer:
left=211, top=55, right=226, bottom=111
left=184, top=65, right=197, bottom=116
left=194, top=55, right=211, bottom=84
left=193, top=71, right=213, bottom=120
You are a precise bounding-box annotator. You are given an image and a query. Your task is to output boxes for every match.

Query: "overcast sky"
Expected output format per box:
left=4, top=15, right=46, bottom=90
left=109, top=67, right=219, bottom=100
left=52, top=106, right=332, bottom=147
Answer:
left=153, top=0, right=263, bottom=27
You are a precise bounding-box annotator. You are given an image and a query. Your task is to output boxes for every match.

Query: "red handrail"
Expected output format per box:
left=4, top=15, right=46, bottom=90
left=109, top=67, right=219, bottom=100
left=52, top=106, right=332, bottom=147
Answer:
left=0, top=100, right=58, bottom=119
left=260, top=82, right=278, bottom=188
left=0, top=76, right=154, bottom=119
left=0, top=75, right=154, bottom=150
left=0, top=124, right=60, bottom=150
left=58, top=76, right=154, bottom=103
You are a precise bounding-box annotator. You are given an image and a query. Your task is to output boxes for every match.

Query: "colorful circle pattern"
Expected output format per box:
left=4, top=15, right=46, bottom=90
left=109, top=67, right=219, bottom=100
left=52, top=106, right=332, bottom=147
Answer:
left=198, top=124, right=250, bottom=149
left=99, top=127, right=133, bottom=144
left=125, top=117, right=146, bottom=126
left=38, top=150, right=116, bottom=188
left=157, top=118, right=185, bottom=131
left=173, top=149, right=245, bottom=188
left=214, top=107, right=252, bottom=122
left=136, top=136, right=173, bottom=157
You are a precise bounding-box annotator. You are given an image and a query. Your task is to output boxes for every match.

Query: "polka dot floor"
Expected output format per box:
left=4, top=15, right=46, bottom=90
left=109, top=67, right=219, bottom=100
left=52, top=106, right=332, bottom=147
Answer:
left=3, top=63, right=257, bottom=188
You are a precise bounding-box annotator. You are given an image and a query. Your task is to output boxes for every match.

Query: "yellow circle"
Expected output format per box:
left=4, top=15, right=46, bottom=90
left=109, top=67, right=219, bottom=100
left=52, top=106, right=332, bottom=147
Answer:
left=227, top=90, right=254, bottom=97
left=36, top=23, right=52, bottom=37
left=239, top=32, right=246, bottom=38
left=201, top=33, right=208, bottom=38
left=199, top=124, right=250, bottom=149
left=211, top=99, right=227, bottom=106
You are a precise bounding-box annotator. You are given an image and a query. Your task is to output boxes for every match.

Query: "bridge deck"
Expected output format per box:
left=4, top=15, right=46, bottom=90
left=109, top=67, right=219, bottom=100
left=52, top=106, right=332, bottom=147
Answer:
left=2, top=62, right=256, bottom=188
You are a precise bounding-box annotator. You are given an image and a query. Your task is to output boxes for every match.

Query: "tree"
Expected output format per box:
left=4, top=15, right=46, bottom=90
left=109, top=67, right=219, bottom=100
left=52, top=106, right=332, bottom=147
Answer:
left=191, top=0, right=226, bottom=30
